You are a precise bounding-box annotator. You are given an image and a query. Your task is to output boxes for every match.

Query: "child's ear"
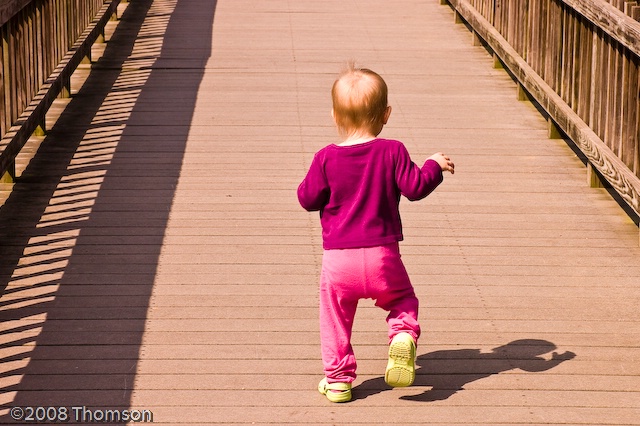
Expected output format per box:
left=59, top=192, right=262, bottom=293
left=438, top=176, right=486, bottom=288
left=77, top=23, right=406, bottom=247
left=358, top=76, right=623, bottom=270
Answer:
left=383, top=106, right=392, bottom=124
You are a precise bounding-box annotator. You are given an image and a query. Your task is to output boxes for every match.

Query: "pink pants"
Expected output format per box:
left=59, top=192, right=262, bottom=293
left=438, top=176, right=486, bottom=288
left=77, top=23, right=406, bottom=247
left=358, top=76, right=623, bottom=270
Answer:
left=319, top=242, right=420, bottom=383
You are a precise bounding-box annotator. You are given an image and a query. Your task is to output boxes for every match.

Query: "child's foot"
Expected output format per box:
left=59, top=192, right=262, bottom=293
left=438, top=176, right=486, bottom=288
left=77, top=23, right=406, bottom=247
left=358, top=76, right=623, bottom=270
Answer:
left=385, top=332, right=416, bottom=387
left=318, top=378, right=352, bottom=403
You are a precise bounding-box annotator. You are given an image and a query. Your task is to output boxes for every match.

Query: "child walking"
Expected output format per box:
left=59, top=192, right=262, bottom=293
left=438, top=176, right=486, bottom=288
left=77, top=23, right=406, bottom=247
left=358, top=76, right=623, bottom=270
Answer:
left=297, top=64, right=454, bottom=403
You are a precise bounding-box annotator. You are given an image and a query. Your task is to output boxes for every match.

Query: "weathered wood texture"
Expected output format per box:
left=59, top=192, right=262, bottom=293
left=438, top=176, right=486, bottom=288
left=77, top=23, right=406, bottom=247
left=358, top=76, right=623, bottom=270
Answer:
left=0, top=0, right=639, bottom=425
left=0, top=0, right=32, bottom=27
left=0, top=0, right=119, bottom=181
left=449, top=0, right=640, bottom=217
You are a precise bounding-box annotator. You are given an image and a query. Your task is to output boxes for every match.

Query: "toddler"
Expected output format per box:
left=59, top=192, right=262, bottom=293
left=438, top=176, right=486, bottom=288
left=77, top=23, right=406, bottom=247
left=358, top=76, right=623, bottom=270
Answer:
left=297, top=64, right=454, bottom=403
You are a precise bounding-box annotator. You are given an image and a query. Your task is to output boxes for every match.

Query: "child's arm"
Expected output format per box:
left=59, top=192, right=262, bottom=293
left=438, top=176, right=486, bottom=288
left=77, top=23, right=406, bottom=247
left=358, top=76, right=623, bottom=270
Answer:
left=395, top=146, right=454, bottom=201
left=427, top=152, right=455, bottom=174
left=297, top=155, right=329, bottom=211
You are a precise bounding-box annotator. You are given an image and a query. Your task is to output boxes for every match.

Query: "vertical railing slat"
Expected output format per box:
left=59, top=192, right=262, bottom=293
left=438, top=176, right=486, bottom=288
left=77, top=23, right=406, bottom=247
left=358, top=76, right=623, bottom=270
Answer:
left=0, top=26, right=6, bottom=136
left=577, top=18, right=592, bottom=124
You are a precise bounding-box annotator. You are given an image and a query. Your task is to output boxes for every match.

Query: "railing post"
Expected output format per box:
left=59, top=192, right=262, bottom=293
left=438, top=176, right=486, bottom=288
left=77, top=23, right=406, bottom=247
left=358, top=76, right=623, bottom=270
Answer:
left=587, top=162, right=606, bottom=188
left=1, top=162, right=15, bottom=183
left=547, top=118, right=562, bottom=140
left=34, top=120, right=46, bottom=136
left=60, top=77, right=71, bottom=99
left=454, top=10, right=464, bottom=24
left=516, top=82, right=527, bottom=101
left=493, top=53, right=503, bottom=69
left=472, top=30, right=483, bottom=46
left=82, top=49, right=92, bottom=64
left=96, top=28, right=106, bottom=44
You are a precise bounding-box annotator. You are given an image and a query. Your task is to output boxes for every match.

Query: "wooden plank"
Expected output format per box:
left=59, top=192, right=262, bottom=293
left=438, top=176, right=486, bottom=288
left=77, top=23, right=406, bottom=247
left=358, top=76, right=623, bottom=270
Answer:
left=613, top=41, right=624, bottom=159
left=561, top=7, right=573, bottom=105
left=541, top=0, right=550, bottom=73
left=494, top=0, right=503, bottom=34
left=603, top=38, right=619, bottom=155
left=16, top=8, right=25, bottom=113
left=518, top=0, right=527, bottom=55
left=621, top=49, right=633, bottom=168
left=622, top=2, right=639, bottom=172
left=546, top=0, right=562, bottom=91
left=34, top=1, right=43, bottom=96
left=27, top=6, right=35, bottom=107
left=635, top=6, right=640, bottom=176
left=570, top=10, right=580, bottom=110
left=0, top=25, right=6, bottom=136
left=577, top=18, right=593, bottom=122
left=507, top=0, right=516, bottom=46
left=529, top=0, right=542, bottom=70
left=6, top=20, right=16, bottom=126
left=591, top=30, right=606, bottom=138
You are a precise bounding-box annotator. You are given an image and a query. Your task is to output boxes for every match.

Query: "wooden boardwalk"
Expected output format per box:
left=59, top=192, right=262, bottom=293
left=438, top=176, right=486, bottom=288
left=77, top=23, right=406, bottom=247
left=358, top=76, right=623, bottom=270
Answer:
left=1, top=0, right=640, bottom=424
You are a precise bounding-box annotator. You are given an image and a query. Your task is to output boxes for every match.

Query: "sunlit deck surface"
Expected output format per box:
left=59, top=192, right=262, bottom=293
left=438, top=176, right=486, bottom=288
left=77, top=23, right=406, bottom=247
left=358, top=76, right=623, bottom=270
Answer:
left=0, top=0, right=639, bottom=424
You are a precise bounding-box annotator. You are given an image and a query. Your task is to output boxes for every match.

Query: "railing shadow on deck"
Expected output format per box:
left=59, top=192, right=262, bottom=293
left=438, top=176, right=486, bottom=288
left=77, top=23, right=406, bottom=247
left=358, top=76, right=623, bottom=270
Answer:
left=0, top=0, right=217, bottom=420
left=353, top=339, right=576, bottom=402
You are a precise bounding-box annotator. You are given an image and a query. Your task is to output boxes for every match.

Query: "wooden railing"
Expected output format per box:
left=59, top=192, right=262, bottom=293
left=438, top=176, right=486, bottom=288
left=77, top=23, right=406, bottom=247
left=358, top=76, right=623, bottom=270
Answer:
left=0, top=0, right=120, bottom=182
left=445, top=0, right=640, bottom=219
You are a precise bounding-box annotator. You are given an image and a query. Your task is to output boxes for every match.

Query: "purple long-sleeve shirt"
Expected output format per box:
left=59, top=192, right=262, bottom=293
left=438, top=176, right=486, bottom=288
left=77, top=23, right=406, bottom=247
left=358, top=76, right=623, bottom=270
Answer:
left=297, top=138, right=443, bottom=249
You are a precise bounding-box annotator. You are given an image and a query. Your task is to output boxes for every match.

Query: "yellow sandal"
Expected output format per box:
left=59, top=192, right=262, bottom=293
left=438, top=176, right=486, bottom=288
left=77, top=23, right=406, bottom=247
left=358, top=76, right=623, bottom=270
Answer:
left=385, top=332, right=416, bottom=387
left=318, top=378, right=352, bottom=403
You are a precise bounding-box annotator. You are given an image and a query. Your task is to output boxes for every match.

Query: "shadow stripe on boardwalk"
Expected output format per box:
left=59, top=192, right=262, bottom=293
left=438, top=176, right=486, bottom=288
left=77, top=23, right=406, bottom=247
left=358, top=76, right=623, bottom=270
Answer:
left=0, top=0, right=216, bottom=421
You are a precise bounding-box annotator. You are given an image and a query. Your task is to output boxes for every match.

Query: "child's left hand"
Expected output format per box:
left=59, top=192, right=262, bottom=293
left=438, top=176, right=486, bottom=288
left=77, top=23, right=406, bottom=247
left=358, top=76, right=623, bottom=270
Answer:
left=428, top=152, right=455, bottom=175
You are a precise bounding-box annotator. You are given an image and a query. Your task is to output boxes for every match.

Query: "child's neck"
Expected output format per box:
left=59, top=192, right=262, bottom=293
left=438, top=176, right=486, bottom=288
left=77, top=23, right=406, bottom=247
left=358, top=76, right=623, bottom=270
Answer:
left=338, top=134, right=378, bottom=146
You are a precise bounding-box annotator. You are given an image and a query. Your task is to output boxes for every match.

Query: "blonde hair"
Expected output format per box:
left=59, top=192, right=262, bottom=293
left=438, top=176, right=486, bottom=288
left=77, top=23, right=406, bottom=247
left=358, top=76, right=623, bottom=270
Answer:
left=331, top=64, right=388, bottom=137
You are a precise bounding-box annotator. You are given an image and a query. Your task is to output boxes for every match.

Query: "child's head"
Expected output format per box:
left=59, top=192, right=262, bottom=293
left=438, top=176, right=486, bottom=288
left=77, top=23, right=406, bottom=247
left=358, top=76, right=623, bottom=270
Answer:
left=331, top=64, right=390, bottom=138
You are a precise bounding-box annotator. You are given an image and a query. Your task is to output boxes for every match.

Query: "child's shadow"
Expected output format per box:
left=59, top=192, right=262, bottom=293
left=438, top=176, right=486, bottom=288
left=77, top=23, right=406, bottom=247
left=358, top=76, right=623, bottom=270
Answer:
left=354, top=339, right=576, bottom=401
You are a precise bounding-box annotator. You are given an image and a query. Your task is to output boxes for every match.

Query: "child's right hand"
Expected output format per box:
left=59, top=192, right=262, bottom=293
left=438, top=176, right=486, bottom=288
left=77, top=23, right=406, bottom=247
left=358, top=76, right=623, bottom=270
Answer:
left=428, top=152, right=455, bottom=174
